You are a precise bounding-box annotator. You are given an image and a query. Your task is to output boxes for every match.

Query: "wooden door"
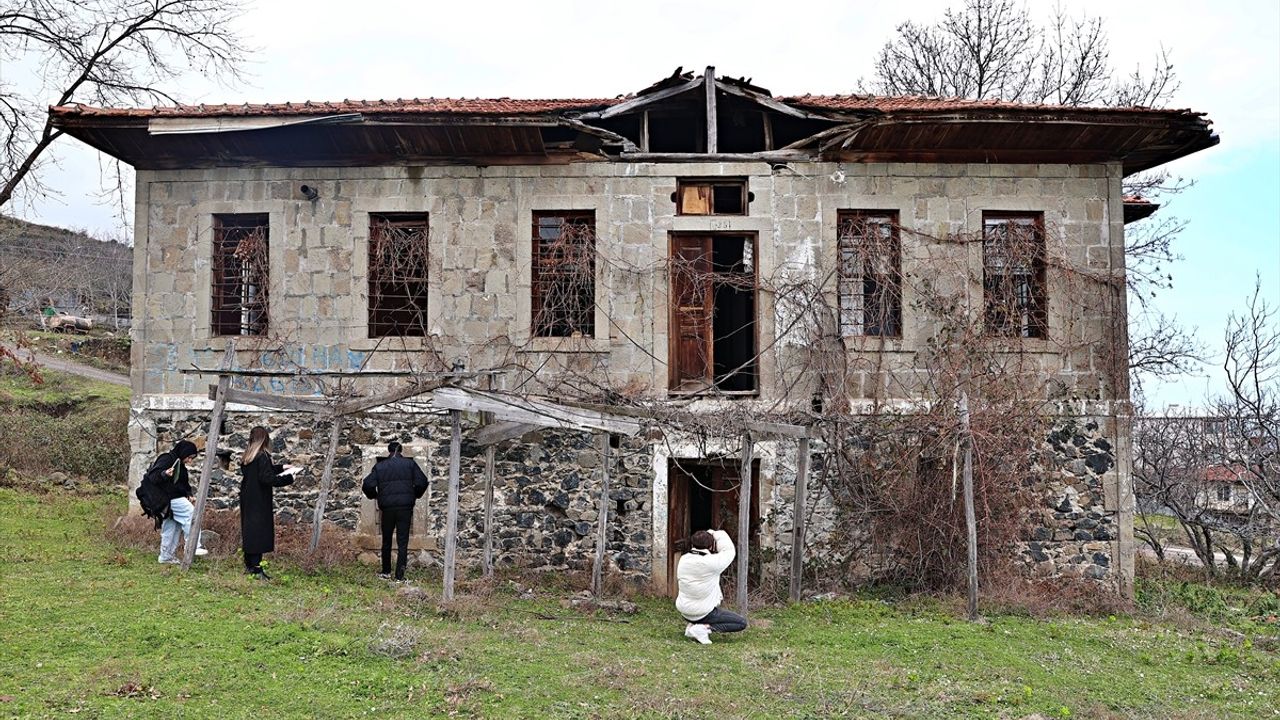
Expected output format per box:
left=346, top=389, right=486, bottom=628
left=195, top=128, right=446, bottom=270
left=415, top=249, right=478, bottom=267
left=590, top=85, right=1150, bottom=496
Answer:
left=670, top=236, right=713, bottom=391
left=666, top=467, right=691, bottom=595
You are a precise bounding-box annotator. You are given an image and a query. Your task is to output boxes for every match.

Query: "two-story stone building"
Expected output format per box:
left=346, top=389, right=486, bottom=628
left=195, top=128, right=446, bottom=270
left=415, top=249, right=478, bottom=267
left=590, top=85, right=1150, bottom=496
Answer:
left=51, top=68, right=1216, bottom=595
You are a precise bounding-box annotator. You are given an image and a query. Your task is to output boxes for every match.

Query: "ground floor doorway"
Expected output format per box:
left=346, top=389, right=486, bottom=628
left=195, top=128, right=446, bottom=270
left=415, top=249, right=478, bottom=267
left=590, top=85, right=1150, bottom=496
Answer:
left=665, top=457, right=760, bottom=596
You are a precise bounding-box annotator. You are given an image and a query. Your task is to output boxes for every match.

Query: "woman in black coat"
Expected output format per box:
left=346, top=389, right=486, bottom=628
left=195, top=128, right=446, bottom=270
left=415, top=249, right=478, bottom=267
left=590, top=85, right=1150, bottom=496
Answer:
left=239, top=426, right=297, bottom=578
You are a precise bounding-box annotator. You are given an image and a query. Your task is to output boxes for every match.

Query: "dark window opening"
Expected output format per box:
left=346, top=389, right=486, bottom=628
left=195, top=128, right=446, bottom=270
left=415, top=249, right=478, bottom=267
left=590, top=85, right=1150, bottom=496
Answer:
left=532, top=211, right=596, bottom=338
left=211, top=214, right=269, bottom=336
left=669, top=234, right=757, bottom=394
left=676, top=179, right=749, bottom=216
left=983, top=212, right=1047, bottom=339
left=368, top=213, right=429, bottom=337
left=1216, top=485, right=1232, bottom=502
left=837, top=211, right=902, bottom=337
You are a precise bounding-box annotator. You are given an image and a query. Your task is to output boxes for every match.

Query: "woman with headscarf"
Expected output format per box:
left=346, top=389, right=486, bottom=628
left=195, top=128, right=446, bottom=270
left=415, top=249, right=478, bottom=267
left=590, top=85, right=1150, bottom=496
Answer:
left=238, top=426, right=298, bottom=579
left=147, top=439, right=206, bottom=564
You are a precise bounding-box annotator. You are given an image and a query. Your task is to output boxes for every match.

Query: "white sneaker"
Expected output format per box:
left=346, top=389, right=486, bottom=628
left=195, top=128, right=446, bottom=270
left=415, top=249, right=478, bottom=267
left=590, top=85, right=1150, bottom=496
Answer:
left=158, top=557, right=180, bottom=565
left=686, top=624, right=712, bottom=645
left=194, top=547, right=209, bottom=556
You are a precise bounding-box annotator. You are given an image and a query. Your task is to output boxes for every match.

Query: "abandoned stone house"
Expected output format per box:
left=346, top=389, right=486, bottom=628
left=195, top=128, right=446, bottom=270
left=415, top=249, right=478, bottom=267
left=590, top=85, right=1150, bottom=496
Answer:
left=51, top=68, right=1216, bottom=596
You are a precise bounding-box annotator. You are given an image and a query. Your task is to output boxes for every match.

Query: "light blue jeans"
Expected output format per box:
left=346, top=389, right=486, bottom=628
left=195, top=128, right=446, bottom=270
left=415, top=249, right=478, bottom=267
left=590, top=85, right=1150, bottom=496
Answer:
left=158, top=497, right=196, bottom=562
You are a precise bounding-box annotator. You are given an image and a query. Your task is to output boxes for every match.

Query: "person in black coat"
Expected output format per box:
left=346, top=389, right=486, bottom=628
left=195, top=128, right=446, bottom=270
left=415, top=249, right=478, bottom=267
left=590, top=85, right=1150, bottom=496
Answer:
left=147, top=440, right=206, bottom=563
left=362, top=441, right=429, bottom=581
left=239, top=426, right=298, bottom=579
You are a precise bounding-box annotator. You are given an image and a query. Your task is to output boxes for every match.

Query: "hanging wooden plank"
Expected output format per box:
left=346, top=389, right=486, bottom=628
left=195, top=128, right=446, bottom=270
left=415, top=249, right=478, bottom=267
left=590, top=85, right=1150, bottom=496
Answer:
left=431, top=387, right=641, bottom=436
left=308, top=416, right=344, bottom=552
left=182, top=341, right=236, bottom=570
left=473, top=420, right=538, bottom=447
left=592, top=434, right=612, bottom=598
left=209, top=385, right=330, bottom=415
left=789, top=436, right=810, bottom=603
left=736, top=431, right=753, bottom=616
left=960, top=392, right=979, bottom=621
left=442, top=409, right=463, bottom=601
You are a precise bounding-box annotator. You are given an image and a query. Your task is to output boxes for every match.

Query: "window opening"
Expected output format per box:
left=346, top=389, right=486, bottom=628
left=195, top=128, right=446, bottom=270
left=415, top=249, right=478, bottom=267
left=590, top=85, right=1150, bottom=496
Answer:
left=983, top=212, right=1047, bottom=339
left=368, top=213, right=429, bottom=337
left=211, top=213, right=269, bottom=336
left=837, top=211, right=902, bottom=337
left=676, top=179, right=749, bottom=216
left=532, top=211, right=596, bottom=338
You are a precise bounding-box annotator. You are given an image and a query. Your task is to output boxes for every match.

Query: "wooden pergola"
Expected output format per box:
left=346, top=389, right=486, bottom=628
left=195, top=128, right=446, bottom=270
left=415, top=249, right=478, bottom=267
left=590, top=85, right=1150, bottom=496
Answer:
left=178, top=350, right=815, bottom=611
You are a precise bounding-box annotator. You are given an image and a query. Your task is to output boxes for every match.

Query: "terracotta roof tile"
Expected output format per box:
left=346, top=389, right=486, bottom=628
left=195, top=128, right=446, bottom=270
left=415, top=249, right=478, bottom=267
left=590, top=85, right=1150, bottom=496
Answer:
left=49, top=94, right=1206, bottom=120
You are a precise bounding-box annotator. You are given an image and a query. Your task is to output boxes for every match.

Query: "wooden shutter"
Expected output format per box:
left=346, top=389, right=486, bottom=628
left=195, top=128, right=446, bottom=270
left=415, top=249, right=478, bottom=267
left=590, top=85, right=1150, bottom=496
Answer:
left=670, top=236, right=713, bottom=390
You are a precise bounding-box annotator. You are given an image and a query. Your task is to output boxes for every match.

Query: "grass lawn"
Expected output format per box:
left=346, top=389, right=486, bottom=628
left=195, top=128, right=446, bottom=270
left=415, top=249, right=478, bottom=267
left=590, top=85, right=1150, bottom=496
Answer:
left=0, top=489, right=1277, bottom=719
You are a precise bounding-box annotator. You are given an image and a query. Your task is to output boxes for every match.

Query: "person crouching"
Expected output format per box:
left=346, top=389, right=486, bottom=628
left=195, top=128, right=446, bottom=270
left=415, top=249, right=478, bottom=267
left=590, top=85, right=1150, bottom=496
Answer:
left=149, top=440, right=207, bottom=564
left=676, top=529, right=747, bottom=644
left=361, top=441, right=429, bottom=582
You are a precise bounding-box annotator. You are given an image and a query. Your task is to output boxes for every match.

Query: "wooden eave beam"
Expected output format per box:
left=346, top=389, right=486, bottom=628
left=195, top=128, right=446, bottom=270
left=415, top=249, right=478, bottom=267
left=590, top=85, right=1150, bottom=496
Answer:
left=431, top=387, right=642, bottom=436
left=472, top=421, right=540, bottom=446
left=577, top=76, right=704, bottom=120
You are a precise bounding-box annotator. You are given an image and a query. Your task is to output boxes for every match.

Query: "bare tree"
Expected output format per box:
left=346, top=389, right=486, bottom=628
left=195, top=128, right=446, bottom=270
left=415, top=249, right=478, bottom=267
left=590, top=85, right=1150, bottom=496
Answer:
left=870, top=0, right=1198, bottom=391
left=0, top=0, right=249, bottom=209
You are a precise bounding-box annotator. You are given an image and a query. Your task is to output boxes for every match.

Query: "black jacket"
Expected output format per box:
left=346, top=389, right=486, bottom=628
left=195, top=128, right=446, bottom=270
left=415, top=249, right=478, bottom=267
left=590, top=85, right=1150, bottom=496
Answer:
left=362, top=455, right=429, bottom=510
left=239, top=453, right=293, bottom=554
left=144, top=451, right=192, bottom=501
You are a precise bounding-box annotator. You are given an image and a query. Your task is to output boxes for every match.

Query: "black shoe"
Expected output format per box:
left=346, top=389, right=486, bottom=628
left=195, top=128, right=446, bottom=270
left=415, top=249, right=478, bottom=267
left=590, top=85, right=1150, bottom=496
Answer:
left=248, top=567, right=271, bottom=580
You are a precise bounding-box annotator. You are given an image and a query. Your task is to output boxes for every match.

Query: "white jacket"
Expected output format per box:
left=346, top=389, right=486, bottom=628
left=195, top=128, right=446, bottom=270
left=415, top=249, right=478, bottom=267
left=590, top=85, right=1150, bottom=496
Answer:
left=675, top=529, right=736, bottom=621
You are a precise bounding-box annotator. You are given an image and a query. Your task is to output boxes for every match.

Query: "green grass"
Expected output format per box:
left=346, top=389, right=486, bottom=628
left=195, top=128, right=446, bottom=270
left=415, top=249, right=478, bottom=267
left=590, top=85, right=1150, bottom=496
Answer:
left=0, top=365, right=129, bottom=409
left=1, top=489, right=1277, bottom=719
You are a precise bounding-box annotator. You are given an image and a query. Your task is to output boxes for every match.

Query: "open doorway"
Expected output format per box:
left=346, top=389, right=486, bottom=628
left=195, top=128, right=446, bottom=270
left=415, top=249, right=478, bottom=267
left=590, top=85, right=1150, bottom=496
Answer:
left=669, top=233, right=758, bottom=394
left=665, top=457, right=760, bottom=596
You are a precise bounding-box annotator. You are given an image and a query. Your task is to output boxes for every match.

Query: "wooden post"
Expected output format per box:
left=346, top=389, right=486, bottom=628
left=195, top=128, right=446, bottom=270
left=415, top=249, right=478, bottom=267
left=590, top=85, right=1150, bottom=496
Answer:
left=182, top=341, right=235, bottom=570
left=960, top=392, right=978, bottom=621
left=592, top=434, right=612, bottom=598
left=736, top=431, right=753, bottom=616
left=481, top=374, right=498, bottom=578
left=308, top=415, right=344, bottom=553
left=704, top=65, right=717, bottom=154
left=789, top=436, right=810, bottom=603
left=442, top=409, right=463, bottom=601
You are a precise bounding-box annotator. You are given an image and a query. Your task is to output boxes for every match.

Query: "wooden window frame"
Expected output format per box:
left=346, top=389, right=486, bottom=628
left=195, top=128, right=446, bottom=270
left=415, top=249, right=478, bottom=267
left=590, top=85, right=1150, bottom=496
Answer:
left=367, top=212, right=430, bottom=338
left=982, top=211, right=1048, bottom=340
left=667, top=232, right=759, bottom=395
left=837, top=210, right=902, bottom=338
left=211, top=213, right=269, bottom=337
left=675, top=178, right=750, bottom=216
left=531, top=211, right=596, bottom=338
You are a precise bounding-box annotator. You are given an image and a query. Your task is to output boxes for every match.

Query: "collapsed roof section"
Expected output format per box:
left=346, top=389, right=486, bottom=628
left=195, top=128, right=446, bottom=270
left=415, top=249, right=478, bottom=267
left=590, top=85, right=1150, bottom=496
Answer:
left=49, top=66, right=1217, bottom=175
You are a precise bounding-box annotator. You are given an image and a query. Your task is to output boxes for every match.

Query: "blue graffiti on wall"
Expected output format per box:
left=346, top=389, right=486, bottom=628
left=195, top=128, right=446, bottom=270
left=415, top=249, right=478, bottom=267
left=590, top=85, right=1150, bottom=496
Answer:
left=226, top=345, right=369, bottom=396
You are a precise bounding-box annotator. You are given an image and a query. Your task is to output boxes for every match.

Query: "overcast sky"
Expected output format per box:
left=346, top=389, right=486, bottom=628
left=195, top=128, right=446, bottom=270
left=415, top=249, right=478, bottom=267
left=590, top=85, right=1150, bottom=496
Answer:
left=8, top=0, right=1279, bottom=408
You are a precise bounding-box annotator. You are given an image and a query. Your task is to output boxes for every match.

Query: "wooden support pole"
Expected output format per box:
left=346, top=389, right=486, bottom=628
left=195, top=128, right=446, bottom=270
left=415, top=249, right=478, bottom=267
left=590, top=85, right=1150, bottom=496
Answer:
left=704, top=65, right=718, bottom=154
left=736, top=430, right=753, bottom=616
left=442, top=409, right=463, bottom=601
left=182, top=341, right=235, bottom=570
left=482, top=444, right=495, bottom=578
left=592, top=434, right=612, bottom=598
left=308, top=416, right=344, bottom=553
left=960, top=392, right=978, bottom=621
left=789, top=436, right=810, bottom=603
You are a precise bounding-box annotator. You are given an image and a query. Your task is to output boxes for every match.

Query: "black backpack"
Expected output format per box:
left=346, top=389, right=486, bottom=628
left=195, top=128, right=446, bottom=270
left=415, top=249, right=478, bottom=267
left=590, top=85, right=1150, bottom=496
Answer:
left=136, top=457, right=176, bottom=527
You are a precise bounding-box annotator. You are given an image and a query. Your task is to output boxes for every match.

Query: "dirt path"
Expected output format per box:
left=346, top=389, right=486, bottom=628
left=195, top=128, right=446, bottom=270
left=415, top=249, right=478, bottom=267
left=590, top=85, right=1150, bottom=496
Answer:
left=2, top=344, right=130, bottom=387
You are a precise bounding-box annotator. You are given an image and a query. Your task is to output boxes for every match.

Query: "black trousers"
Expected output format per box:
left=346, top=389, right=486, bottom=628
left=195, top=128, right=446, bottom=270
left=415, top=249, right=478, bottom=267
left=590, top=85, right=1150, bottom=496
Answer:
left=692, top=607, right=748, bottom=633
left=380, top=506, right=413, bottom=579
left=244, top=552, right=263, bottom=571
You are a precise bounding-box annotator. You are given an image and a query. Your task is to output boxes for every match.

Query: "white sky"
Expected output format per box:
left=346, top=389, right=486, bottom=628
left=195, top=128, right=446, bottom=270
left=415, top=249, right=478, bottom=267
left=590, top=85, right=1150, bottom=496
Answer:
left=6, top=0, right=1279, bottom=406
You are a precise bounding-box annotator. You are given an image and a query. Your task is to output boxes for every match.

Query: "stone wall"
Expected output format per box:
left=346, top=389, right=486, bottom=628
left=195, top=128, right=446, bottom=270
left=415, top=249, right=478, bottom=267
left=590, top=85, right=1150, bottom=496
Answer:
left=141, top=409, right=655, bottom=576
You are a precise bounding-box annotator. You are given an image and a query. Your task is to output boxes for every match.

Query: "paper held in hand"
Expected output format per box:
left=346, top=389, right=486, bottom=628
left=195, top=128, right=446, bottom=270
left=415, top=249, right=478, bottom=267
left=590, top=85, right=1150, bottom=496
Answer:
left=279, top=465, right=303, bottom=477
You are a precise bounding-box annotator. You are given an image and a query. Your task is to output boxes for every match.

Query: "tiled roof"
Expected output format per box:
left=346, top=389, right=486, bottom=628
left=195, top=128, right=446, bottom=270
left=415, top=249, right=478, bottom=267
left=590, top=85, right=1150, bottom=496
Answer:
left=51, top=97, right=619, bottom=118
left=50, top=94, right=1206, bottom=120
left=783, top=95, right=1206, bottom=117
left=1122, top=195, right=1154, bottom=204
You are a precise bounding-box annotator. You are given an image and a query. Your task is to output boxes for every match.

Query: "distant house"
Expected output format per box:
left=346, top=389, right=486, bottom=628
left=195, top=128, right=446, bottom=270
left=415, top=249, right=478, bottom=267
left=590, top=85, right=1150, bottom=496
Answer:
left=50, top=68, right=1217, bottom=595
